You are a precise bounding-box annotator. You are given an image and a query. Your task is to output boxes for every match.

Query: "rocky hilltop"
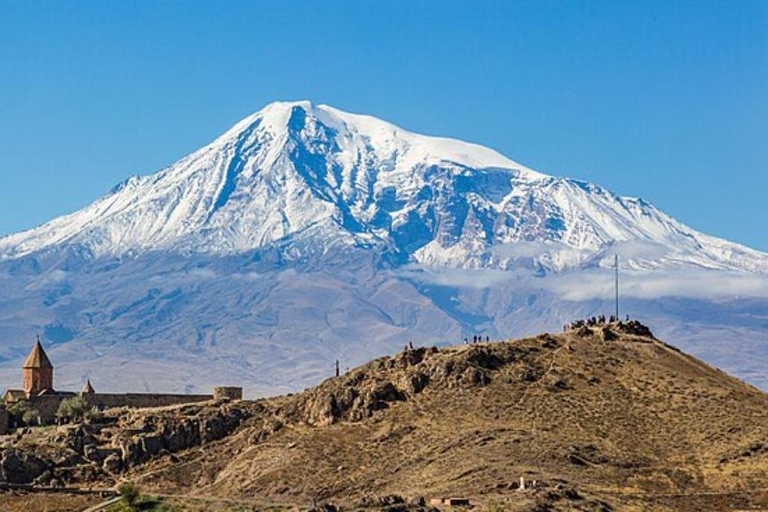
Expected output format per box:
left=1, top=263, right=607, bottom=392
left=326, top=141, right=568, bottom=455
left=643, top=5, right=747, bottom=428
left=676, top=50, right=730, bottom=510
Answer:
left=2, top=324, right=768, bottom=511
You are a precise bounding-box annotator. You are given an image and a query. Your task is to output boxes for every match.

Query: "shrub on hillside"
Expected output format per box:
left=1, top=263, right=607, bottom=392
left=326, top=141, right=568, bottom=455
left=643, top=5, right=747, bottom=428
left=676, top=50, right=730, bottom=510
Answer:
left=119, top=481, right=139, bottom=505
left=56, top=395, right=100, bottom=422
left=6, top=401, right=41, bottom=427
left=109, top=481, right=177, bottom=511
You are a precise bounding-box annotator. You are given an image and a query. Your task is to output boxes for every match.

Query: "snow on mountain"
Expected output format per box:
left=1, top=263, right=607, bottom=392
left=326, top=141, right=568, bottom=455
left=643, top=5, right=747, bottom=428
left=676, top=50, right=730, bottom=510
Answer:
left=2, top=100, right=766, bottom=273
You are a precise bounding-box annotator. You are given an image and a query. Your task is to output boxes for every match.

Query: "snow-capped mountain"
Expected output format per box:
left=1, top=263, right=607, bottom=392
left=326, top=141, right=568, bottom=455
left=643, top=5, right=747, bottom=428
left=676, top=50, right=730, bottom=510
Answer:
left=1, top=101, right=767, bottom=397
left=2, top=101, right=766, bottom=273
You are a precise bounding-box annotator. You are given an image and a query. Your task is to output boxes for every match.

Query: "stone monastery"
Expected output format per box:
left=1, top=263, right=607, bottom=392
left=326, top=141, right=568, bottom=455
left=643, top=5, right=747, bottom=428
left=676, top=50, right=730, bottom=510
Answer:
left=0, top=338, right=241, bottom=433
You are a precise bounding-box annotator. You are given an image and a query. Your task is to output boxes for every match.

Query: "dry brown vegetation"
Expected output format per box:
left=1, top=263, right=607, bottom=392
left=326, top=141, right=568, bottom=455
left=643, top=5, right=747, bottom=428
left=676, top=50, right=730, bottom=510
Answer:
left=3, top=323, right=768, bottom=511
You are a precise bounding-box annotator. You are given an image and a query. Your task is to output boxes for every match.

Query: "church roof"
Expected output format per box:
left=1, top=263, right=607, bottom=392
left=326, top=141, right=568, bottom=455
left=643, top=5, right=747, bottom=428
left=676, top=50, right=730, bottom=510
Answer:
left=3, top=389, right=26, bottom=402
left=81, top=380, right=95, bottom=394
left=23, top=339, right=53, bottom=369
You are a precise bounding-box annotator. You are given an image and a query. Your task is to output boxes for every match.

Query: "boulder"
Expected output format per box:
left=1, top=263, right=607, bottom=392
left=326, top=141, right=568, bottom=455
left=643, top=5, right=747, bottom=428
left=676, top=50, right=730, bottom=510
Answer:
left=409, top=496, right=426, bottom=507
left=119, top=438, right=143, bottom=467
left=103, top=453, right=122, bottom=473
left=83, top=444, right=102, bottom=462
left=140, top=433, right=163, bottom=456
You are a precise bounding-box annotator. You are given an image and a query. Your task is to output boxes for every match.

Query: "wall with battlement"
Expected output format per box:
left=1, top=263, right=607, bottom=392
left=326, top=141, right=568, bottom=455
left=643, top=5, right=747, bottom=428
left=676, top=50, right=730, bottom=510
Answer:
left=213, top=387, right=242, bottom=401
left=12, top=392, right=214, bottom=425
left=23, top=393, right=77, bottom=424
left=86, top=393, right=212, bottom=410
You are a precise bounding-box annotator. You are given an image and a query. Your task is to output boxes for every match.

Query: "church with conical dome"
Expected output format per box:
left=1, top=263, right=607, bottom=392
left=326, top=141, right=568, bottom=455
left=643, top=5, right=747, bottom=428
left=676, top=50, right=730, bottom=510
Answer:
left=4, top=338, right=74, bottom=404
left=1, top=337, right=237, bottom=433
left=22, top=337, right=55, bottom=397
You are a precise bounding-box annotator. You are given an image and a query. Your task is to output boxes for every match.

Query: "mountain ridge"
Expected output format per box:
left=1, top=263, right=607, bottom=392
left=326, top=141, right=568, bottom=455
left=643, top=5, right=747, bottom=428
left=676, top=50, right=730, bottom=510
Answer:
left=1, top=100, right=766, bottom=273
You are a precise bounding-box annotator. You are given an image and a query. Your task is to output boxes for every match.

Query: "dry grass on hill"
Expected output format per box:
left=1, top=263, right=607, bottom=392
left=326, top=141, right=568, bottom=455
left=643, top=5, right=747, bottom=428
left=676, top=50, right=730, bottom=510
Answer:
left=3, top=322, right=768, bottom=511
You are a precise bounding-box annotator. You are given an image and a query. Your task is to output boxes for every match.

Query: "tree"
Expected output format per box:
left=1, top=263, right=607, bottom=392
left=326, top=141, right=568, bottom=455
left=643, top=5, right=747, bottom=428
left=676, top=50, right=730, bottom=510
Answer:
left=118, top=481, right=139, bottom=507
left=7, top=401, right=40, bottom=427
left=57, top=396, right=99, bottom=422
left=22, top=408, right=40, bottom=426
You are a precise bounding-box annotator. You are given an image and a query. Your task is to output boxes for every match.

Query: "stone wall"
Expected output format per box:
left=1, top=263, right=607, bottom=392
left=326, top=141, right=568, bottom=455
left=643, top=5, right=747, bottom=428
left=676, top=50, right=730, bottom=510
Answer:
left=27, top=394, right=76, bottom=423
left=20, top=392, right=214, bottom=424
left=87, top=393, right=212, bottom=410
left=213, top=387, right=243, bottom=401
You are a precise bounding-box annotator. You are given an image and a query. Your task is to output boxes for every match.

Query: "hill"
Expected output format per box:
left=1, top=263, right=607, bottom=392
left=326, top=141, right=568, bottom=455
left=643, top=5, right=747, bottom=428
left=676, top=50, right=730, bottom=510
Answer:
left=3, top=323, right=768, bottom=511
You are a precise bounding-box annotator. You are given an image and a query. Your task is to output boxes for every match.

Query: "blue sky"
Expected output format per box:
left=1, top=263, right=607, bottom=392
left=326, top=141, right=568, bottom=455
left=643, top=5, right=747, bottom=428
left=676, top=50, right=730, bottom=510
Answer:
left=1, top=1, right=766, bottom=250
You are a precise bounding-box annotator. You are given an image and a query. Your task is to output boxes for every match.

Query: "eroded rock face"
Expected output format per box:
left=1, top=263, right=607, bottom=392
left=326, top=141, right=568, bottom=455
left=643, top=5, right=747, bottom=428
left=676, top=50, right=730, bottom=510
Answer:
left=297, top=343, right=532, bottom=426
left=0, top=449, right=48, bottom=484
left=115, top=405, right=249, bottom=469
left=616, top=320, right=654, bottom=338
left=0, top=402, right=253, bottom=484
left=103, top=453, right=121, bottom=473
left=571, top=320, right=654, bottom=341
left=0, top=339, right=557, bottom=490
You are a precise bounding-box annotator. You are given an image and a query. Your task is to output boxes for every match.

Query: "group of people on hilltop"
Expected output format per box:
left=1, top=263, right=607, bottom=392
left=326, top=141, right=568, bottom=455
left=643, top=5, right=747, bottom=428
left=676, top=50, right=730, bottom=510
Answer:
left=564, top=314, right=630, bottom=331
left=464, top=335, right=491, bottom=345
left=402, top=334, right=493, bottom=354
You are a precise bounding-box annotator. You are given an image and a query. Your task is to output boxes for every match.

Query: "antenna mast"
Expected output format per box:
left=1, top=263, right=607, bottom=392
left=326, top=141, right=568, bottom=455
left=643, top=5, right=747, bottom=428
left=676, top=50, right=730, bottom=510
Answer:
left=614, top=254, right=620, bottom=319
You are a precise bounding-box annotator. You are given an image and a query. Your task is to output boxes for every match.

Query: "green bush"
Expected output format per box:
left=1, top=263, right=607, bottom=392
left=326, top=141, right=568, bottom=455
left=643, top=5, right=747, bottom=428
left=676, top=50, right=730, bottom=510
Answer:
left=21, top=408, right=40, bottom=426
left=56, top=395, right=100, bottom=422
left=108, top=483, right=178, bottom=512
left=7, top=401, right=40, bottom=427
left=119, top=481, right=140, bottom=506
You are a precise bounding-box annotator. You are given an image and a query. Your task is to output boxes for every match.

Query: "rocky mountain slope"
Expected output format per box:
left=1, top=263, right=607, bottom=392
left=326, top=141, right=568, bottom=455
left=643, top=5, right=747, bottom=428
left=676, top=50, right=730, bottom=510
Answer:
left=2, top=101, right=766, bottom=272
left=4, top=325, right=768, bottom=511
left=0, top=101, right=767, bottom=395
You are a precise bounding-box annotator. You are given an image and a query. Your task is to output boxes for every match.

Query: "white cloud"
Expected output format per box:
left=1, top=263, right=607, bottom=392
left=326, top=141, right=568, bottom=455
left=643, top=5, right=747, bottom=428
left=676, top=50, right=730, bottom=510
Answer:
left=541, top=269, right=768, bottom=300
left=493, top=241, right=557, bottom=259
left=148, top=267, right=218, bottom=283
left=24, top=269, right=70, bottom=290
left=232, top=271, right=261, bottom=281
left=397, top=264, right=768, bottom=300
left=396, top=264, right=519, bottom=289
left=41, top=269, right=69, bottom=283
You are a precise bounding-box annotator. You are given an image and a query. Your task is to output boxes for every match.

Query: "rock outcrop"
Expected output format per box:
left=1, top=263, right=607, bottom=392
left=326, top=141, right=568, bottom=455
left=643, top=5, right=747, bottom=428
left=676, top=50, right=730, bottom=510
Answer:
left=0, top=401, right=252, bottom=486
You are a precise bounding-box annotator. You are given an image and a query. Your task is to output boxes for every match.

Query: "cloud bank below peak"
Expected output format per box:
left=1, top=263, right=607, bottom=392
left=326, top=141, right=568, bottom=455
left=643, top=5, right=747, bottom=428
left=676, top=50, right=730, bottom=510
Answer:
left=399, top=263, right=768, bottom=301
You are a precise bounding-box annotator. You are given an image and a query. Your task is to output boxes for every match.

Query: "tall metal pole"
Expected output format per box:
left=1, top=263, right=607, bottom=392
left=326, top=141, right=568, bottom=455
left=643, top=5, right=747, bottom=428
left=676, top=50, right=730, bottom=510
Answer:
left=614, top=254, right=619, bottom=320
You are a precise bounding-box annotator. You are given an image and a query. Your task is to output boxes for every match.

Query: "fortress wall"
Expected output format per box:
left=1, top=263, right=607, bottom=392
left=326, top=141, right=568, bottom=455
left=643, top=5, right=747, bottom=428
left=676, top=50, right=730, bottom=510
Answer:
left=26, top=394, right=74, bottom=423
left=213, top=387, right=243, bottom=401
left=19, top=393, right=214, bottom=425
left=86, top=393, right=213, bottom=409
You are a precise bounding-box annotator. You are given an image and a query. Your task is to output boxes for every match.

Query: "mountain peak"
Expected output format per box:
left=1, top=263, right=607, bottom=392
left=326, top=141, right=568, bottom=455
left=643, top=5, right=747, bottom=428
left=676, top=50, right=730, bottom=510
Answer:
left=218, top=101, right=545, bottom=179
